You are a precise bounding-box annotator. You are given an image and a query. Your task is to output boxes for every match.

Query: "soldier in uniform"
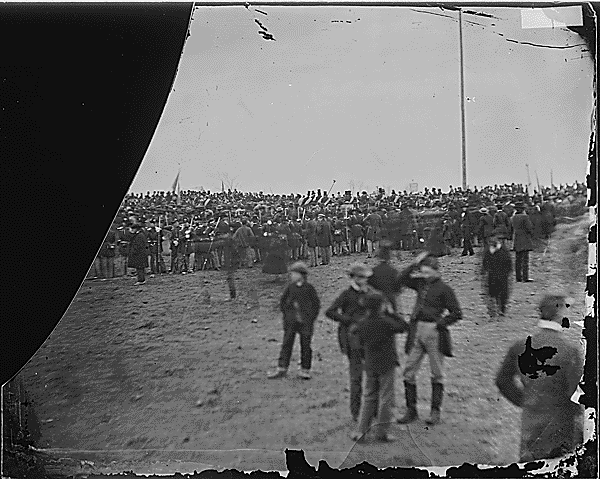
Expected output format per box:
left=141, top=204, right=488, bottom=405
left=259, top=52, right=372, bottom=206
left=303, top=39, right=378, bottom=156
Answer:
left=350, top=211, right=364, bottom=254
left=289, top=218, right=302, bottom=261
left=169, top=220, right=183, bottom=274
left=304, top=213, right=318, bottom=267
left=332, top=216, right=345, bottom=256
left=146, top=219, right=161, bottom=276
left=316, top=213, right=333, bottom=265
left=364, top=207, right=383, bottom=258
left=215, top=213, right=231, bottom=268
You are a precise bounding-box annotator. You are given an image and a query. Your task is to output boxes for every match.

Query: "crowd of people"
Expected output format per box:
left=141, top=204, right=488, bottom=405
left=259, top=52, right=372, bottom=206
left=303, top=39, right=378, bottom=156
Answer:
left=90, top=181, right=586, bottom=285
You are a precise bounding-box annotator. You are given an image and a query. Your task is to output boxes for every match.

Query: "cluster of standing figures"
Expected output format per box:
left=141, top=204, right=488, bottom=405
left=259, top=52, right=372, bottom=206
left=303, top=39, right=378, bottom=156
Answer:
left=267, top=242, right=584, bottom=463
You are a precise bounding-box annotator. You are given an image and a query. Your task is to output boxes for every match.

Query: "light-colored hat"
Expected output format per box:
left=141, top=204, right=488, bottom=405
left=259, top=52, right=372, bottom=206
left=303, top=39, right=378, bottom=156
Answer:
left=289, top=261, right=309, bottom=275
left=479, top=207, right=488, bottom=214
left=348, top=263, right=373, bottom=278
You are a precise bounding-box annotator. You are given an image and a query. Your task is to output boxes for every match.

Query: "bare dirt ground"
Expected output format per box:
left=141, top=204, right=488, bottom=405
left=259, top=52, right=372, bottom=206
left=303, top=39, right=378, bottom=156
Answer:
left=16, top=216, right=591, bottom=475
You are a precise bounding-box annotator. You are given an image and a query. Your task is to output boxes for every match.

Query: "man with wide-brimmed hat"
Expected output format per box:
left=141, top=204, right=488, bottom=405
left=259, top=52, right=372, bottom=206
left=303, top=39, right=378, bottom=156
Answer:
left=495, top=293, right=584, bottom=462
left=268, top=261, right=321, bottom=380
left=325, top=262, right=377, bottom=422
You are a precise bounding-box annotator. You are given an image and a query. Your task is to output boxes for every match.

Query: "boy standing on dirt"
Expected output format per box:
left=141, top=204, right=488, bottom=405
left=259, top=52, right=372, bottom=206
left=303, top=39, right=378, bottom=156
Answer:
left=325, top=263, right=375, bottom=422
left=351, top=292, right=409, bottom=443
left=267, top=262, right=321, bottom=380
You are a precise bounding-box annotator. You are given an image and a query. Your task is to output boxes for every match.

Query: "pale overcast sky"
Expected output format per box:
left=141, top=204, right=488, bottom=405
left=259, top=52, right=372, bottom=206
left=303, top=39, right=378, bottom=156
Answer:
left=129, top=6, right=594, bottom=194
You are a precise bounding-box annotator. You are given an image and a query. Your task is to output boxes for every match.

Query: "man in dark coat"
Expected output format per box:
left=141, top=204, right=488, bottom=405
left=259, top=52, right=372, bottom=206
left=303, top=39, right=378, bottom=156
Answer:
left=460, top=206, right=475, bottom=256
left=478, top=207, right=495, bottom=248
left=395, top=252, right=462, bottom=425
left=232, top=219, right=255, bottom=268
left=481, top=233, right=513, bottom=317
left=267, top=262, right=321, bottom=380
left=304, top=213, right=318, bottom=267
left=493, top=204, right=511, bottom=247
left=364, top=207, right=383, bottom=258
left=495, top=294, right=584, bottom=462
left=325, top=263, right=375, bottom=422
left=127, top=223, right=149, bottom=285
left=512, top=203, right=534, bottom=282
left=169, top=220, right=183, bottom=274
left=251, top=216, right=263, bottom=263
left=351, top=292, right=409, bottom=443
left=398, top=204, right=416, bottom=251
left=316, top=213, right=333, bottom=265
left=146, top=219, right=162, bottom=276
left=368, top=240, right=402, bottom=312
left=98, top=226, right=117, bottom=279
left=349, top=212, right=364, bottom=254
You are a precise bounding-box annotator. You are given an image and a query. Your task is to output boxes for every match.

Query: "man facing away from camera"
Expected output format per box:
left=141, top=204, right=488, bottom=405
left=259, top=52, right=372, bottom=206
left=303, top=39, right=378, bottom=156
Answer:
left=495, top=294, right=584, bottom=463
left=395, top=252, right=463, bottom=425
left=350, top=292, right=409, bottom=443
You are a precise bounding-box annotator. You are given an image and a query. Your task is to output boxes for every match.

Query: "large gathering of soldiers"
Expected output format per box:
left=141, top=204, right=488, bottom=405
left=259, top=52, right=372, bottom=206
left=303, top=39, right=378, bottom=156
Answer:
left=90, top=180, right=586, bottom=282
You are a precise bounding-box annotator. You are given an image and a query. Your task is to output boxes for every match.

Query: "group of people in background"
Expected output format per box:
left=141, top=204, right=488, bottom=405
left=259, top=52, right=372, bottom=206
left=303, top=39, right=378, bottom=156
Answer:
left=90, top=181, right=585, bottom=290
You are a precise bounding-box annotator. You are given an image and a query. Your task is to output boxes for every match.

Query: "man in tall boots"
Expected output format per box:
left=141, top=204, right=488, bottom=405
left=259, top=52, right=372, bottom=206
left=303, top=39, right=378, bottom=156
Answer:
left=395, top=252, right=463, bottom=425
left=512, top=202, right=534, bottom=282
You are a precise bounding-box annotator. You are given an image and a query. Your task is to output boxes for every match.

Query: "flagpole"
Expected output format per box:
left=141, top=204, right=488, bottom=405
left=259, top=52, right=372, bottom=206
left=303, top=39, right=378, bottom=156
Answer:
left=459, top=8, right=468, bottom=191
